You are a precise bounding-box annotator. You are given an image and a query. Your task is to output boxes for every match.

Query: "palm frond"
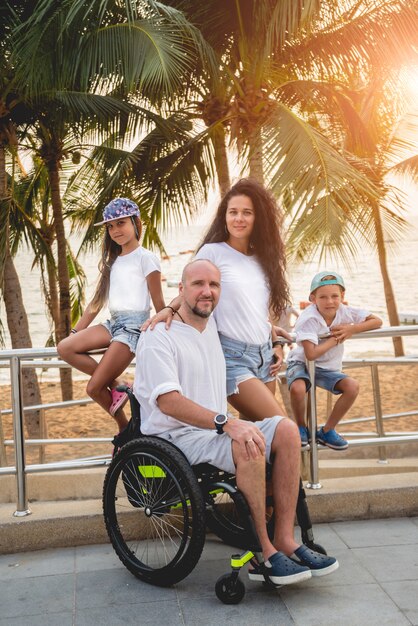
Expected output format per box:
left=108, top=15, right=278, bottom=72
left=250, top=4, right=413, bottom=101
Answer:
left=274, top=78, right=377, bottom=155
left=263, top=101, right=379, bottom=212
left=284, top=1, right=418, bottom=77
left=389, top=155, right=418, bottom=184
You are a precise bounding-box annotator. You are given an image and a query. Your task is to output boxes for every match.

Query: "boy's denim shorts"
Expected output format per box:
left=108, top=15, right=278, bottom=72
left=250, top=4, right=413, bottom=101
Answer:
left=286, top=361, right=348, bottom=395
left=218, top=333, right=275, bottom=397
left=102, top=310, right=149, bottom=354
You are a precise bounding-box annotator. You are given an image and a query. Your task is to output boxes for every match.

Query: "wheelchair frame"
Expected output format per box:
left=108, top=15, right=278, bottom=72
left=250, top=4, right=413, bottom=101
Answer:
left=102, top=388, right=325, bottom=604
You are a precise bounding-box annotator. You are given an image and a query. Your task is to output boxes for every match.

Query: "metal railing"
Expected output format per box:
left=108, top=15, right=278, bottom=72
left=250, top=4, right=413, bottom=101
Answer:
left=0, top=326, right=418, bottom=515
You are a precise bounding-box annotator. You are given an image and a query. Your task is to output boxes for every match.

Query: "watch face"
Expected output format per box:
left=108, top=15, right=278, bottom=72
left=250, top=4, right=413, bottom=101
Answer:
left=214, top=414, right=227, bottom=426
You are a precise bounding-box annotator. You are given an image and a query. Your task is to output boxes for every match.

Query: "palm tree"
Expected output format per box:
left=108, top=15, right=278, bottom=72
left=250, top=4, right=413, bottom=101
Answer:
left=164, top=1, right=417, bottom=357
left=0, top=2, right=44, bottom=436
left=288, top=72, right=418, bottom=356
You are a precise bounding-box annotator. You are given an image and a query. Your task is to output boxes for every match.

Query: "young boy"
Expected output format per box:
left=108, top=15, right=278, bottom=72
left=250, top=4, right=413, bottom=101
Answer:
left=286, top=271, right=382, bottom=450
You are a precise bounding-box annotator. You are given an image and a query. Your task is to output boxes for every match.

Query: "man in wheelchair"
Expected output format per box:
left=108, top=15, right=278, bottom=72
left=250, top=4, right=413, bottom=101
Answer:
left=134, top=259, right=338, bottom=586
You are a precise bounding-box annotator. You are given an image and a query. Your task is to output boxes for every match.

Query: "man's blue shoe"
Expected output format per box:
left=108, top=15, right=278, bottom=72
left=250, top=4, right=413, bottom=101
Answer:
left=290, top=545, right=339, bottom=577
left=248, top=551, right=312, bottom=585
left=316, top=427, right=348, bottom=450
left=298, top=426, right=310, bottom=449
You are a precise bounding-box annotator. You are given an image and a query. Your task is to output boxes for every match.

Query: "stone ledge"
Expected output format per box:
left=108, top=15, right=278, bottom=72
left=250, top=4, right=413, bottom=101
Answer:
left=1, top=471, right=417, bottom=555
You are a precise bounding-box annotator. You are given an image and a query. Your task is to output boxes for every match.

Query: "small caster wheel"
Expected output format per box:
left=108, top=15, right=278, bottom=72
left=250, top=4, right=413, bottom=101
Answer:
left=215, top=574, right=245, bottom=604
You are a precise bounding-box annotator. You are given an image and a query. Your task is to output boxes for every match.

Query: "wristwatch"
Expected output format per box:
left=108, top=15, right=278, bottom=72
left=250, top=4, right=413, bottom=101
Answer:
left=214, top=413, right=228, bottom=435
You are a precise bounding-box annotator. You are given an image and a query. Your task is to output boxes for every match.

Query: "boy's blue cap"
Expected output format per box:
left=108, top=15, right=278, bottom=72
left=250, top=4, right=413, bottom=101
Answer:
left=310, top=271, right=345, bottom=295
left=94, top=198, right=140, bottom=226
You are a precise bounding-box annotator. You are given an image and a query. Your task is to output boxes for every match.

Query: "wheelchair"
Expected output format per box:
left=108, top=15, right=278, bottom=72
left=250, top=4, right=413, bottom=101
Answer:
left=102, top=387, right=326, bottom=604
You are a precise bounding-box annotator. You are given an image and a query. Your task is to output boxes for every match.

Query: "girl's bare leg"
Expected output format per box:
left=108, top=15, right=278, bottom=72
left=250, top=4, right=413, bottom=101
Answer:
left=228, top=377, right=287, bottom=422
left=86, top=341, right=134, bottom=431
left=57, top=326, right=112, bottom=377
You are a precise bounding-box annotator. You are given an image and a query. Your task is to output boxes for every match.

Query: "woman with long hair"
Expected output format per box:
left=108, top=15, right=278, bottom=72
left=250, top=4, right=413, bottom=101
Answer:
left=58, top=198, right=165, bottom=431
left=146, top=179, right=291, bottom=420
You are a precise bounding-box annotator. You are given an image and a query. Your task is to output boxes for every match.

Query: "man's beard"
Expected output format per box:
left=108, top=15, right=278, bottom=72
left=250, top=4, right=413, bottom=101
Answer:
left=192, top=301, right=213, bottom=318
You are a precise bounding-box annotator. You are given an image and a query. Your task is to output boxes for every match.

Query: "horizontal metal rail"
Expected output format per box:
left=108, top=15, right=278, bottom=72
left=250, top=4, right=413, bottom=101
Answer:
left=0, top=457, right=111, bottom=475
left=3, top=438, right=112, bottom=446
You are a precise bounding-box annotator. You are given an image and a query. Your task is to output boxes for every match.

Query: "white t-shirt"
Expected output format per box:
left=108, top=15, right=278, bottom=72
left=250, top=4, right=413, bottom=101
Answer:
left=108, top=246, right=160, bottom=315
left=195, top=242, right=271, bottom=344
left=287, top=303, right=371, bottom=371
left=134, top=316, right=227, bottom=435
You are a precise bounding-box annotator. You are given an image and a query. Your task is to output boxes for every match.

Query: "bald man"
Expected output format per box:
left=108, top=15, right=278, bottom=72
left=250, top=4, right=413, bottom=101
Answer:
left=134, top=259, right=337, bottom=585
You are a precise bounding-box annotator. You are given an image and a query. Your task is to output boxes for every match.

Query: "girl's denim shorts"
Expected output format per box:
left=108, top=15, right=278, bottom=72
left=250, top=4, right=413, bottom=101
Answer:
left=286, top=361, right=348, bottom=394
left=218, top=333, right=275, bottom=396
left=102, top=310, right=149, bottom=354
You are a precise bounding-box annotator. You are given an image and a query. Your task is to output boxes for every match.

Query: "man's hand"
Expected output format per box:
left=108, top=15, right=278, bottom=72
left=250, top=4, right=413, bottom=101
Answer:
left=224, top=418, right=266, bottom=460
left=331, top=323, right=355, bottom=343
left=270, top=346, right=284, bottom=375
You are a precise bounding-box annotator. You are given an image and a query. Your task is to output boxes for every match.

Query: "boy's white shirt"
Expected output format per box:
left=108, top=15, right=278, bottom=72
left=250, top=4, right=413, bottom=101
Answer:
left=287, top=303, right=370, bottom=371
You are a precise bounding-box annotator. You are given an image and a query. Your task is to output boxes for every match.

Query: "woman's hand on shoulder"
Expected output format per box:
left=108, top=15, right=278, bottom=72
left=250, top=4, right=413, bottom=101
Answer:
left=141, top=307, right=174, bottom=331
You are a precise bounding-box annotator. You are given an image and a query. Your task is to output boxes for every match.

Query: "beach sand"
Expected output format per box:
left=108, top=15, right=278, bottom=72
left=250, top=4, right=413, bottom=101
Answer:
left=1, top=363, right=417, bottom=466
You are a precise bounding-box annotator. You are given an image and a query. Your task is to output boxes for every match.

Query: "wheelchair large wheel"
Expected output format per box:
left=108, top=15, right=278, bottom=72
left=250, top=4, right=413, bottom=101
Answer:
left=103, top=437, right=206, bottom=587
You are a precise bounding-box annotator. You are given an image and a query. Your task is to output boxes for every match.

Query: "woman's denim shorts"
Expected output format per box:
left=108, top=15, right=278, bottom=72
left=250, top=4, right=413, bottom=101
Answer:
left=218, top=333, right=275, bottom=396
left=286, top=361, right=348, bottom=394
left=102, top=310, right=149, bottom=354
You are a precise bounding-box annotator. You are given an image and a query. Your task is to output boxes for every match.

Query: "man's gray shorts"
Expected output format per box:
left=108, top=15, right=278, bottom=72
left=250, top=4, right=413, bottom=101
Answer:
left=158, top=415, right=286, bottom=475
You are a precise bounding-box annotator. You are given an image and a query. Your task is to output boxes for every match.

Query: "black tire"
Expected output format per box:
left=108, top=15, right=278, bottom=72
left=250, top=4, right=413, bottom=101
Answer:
left=205, top=486, right=273, bottom=549
left=215, top=574, right=246, bottom=604
left=103, top=437, right=206, bottom=587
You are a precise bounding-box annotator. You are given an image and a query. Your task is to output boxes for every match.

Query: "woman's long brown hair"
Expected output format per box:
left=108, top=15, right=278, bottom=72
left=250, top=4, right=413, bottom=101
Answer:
left=90, top=216, right=142, bottom=313
left=197, top=179, right=290, bottom=319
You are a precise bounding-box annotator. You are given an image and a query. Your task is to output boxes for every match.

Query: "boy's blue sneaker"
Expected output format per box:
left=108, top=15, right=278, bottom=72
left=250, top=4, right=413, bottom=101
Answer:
left=290, top=545, right=339, bottom=577
left=248, top=551, right=312, bottom=585
left=298, top=426, right=310, bottom=449
left=316, top=427, right=348, bottom=450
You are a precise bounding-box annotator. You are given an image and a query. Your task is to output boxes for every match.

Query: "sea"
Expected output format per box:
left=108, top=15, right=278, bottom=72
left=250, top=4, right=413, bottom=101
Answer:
left=1, top=193, right=418, bottom=382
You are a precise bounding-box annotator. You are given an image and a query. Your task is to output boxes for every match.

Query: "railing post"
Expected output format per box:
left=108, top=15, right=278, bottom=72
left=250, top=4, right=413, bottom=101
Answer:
left=10, top=356, right=31, bottom=516
left=370, top=364, right=388, bottom=463
left=0, top=409, right=7, bottom=466
left=306, top=359, right=321, bottom=489
left=38, top=409, right=47, bottom=464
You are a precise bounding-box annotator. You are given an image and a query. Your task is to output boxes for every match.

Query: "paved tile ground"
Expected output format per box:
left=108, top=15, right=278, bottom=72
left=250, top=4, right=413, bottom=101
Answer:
left=1, top=517, right=417, bottom=626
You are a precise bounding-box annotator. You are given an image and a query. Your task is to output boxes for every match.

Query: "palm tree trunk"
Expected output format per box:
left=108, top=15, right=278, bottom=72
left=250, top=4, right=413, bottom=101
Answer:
left=373, top=205, right=404, bottom=356
left=248, top=126, right=264, bottom=183
left=0, top=143, right=42, bottom=437
left=47, top=161, right=73, bottom=399
left=212, top=126, right=231, bottom=196
left=46, top=246, right=60, bottom=335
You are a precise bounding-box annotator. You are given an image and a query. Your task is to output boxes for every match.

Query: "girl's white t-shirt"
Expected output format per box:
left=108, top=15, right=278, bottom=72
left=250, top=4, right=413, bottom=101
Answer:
left=287, top=303, right=371, bottom=371
left=108, top=246, right=160, bottom=314
left=195, top=242, right=271, bottom=345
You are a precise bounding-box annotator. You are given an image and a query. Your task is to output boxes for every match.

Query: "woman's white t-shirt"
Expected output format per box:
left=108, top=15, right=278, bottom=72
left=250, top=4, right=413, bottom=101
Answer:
left=108, top=246, right=160, bottom=314
left=195, top=242, right=271, bottom=345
